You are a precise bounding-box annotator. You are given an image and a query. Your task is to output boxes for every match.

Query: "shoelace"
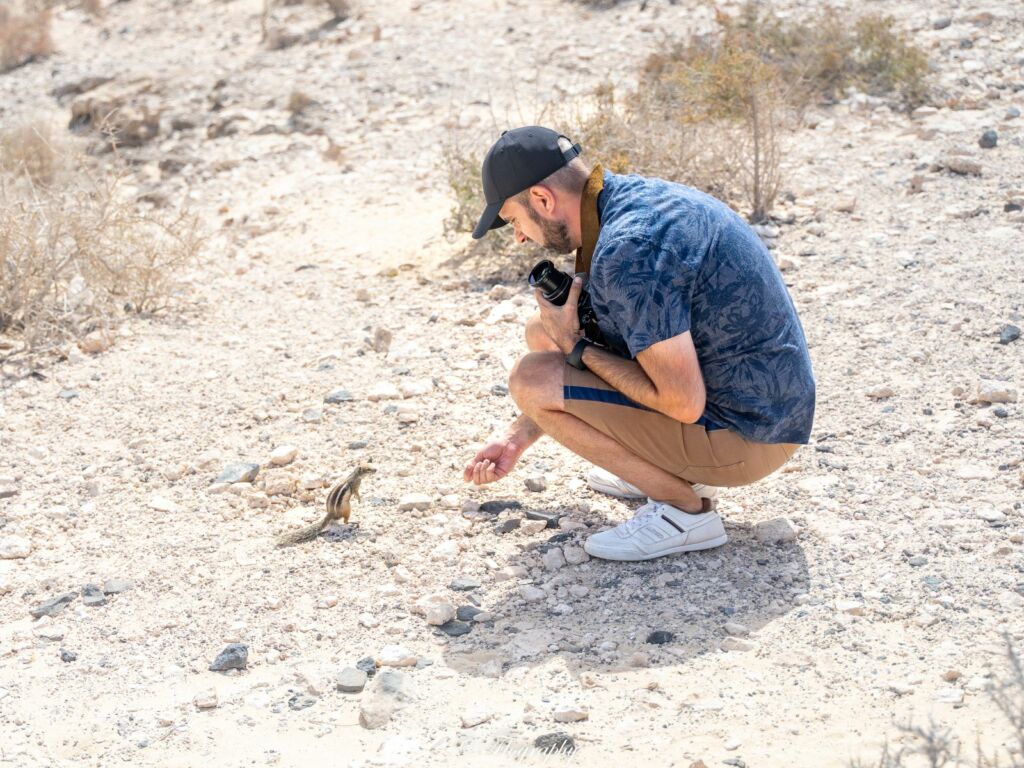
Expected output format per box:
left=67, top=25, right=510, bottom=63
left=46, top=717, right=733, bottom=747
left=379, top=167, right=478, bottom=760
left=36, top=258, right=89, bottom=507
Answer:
left=622, top=502, right=662, bottom=534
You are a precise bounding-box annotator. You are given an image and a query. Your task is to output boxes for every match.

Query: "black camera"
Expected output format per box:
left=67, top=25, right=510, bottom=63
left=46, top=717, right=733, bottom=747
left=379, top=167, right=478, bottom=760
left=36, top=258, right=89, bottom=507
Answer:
left=528, top=260, right=606, bottom=347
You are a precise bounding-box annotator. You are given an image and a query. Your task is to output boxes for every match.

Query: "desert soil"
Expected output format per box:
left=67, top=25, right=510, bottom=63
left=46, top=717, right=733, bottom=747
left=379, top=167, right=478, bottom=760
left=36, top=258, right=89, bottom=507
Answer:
left=1, top=0, right=1022, bottom=766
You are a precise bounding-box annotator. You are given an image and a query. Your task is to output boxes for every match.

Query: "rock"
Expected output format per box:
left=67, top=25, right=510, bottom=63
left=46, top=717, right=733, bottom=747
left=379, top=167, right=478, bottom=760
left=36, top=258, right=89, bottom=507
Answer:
left=449, top=576, right=480, bottom=591
left=754, top=518, right=799, bottom=544
left=562, top=545, right=590, bottom=565
left=34, top=621, right=66, bottom=641
left=907, top=555, right=928, bottom=567
left=356, top=656, right=378, bottom=677
left=522, top=520, right=548, bottom=535
left=525, top=509, right=562, bottom=528
left=553, top=708, right=589, bottom=723
left=438, top=620, right=471, bottom=636
left=423, top=602, right=457, bottom=626
left=367, top=382, right=402, bottom=401
left=347, top=439, right=369, bottom=450
left=69, top=79, right=163, bottom=147
left=976, top=379, right=1018, bottom=404
left=430, top=540, right=460, bottom=561
left=942, top=670, right=962, bottom=683
left=398, top=494, right=432, bottom=511
left=301, top=408, right=322, bottom=423
left=398, top=379, right=433, bottom=398
left=836, top=600, right=865, bottom=616
left=865, top=385, right=895, bottom=399
left=976, top=507, right=1006, bottom=523
left=193, top=689, right=218, bottom=710
left=978, top=129, right=998, bottom=149
left=932, top=17, right=951, bottom=29
left=494, top=519, right=520, bottom=534
left=0, top=535, right=32, bottom=559
left=337, top=667, right=368, bottom=693
left=0, top=482, right=17, bottom=499
left=525, top=475, right=548, bottom=492
left=209, top=644, right=248, bottom=672
left=269, top=445, right=298, bottom=466
left=440, top=494, right=461, bottom=510
left=372, top=327, right=392, bottom=354
left=457, top=605, right=483, bottom=622
left=542, top=548, right=567, bottom=571
left=30, top=592, right=77, bottom=618
left=215, top=463, right=259, bottom=484
left=934, top=688, right=964, bottom=704
left=288, top=693, right=317, bottom=711
left=60, top=648, right=77, bottom=663
left=263, top=474, right=296, bottom=497
left=720, top=637, right=754, bottom=652
left=957, top=464, right=996, bottom=480
left=324, top=388, right=353, bottom=404
left=534, top=732, right=576, bottom=754
left=460, top=708, right=493, bottom=728
left=724, top=622, right=750, bottom=637
left=485, top=300, right=518, bottom=324
left=58, top=388, right=79, bottom=400
left=646, top=630, right=675, bottom=644
left=998, top=324, right=1020, bottom=345
left=148, top=495, right=178, bottom=513
left=0, top=574, right=13, bottom=595
left=834, top=196, right=857, bottom=213
left=725, top=738, right=742, bottom=751
left=358, top=696, right=395, bottom=729
left=81, top=584, right=106, bottom=607
left=376, top=645, right=418, bottom=667
left=942, top=156, right=982, bottom=176
left=78, top=330, right=113, bottom=354
left=479, top=499, right=522, bottom=513
left=1005, top=107, right=1021, bottom=120
left=520, top=585, right=546, bottom=602
left=103, top=578, right=134, bottom=594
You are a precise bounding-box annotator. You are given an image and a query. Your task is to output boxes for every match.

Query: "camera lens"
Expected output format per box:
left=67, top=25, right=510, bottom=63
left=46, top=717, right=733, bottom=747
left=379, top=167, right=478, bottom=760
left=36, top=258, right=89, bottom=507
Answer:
left=528, top=260, right=572, bottom=306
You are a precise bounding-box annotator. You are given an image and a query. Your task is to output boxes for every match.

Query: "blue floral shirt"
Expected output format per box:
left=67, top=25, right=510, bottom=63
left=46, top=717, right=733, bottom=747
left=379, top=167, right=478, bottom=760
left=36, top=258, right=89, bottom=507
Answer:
left=587, top=171, right=816, bottom=445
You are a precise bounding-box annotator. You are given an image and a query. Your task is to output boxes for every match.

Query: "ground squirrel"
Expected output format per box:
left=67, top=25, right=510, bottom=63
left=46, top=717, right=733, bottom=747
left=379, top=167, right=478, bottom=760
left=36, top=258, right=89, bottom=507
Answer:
left=275, top=463, right=375, bottom=547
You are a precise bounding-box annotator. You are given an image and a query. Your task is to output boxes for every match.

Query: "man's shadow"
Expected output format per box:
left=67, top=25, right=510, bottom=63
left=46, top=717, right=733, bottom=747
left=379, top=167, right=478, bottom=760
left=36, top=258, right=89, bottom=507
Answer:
left=440, top=502, right=810, bottom=679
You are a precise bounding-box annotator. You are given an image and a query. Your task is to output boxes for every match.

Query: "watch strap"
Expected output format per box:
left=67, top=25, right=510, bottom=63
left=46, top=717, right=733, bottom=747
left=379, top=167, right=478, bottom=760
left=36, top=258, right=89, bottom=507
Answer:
left=566, top=338, right=592, bottom=371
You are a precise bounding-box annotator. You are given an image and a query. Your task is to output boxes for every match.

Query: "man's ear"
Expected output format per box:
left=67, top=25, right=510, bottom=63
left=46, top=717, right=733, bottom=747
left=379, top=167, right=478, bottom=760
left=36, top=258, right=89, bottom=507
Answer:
left=528, top=184, right=557, bottom=217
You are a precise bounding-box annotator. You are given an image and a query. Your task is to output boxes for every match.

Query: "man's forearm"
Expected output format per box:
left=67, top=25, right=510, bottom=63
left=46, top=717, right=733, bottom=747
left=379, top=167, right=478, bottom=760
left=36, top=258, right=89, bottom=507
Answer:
left=579, top=344, right=697, bottom=422
left=506, top=413, right=544, bottom=447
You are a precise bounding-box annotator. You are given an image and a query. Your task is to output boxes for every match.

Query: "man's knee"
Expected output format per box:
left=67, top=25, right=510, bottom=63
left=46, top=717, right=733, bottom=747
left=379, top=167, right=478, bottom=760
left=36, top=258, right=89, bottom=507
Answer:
left=509, top=351, right=564, bottom=413
left=525, top=312, right=560, bottom=352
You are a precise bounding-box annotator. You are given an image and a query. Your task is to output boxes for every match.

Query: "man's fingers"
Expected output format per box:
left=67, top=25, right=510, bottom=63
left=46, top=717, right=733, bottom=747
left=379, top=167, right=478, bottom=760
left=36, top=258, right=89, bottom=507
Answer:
left=567, top=276, right=583, bottom=308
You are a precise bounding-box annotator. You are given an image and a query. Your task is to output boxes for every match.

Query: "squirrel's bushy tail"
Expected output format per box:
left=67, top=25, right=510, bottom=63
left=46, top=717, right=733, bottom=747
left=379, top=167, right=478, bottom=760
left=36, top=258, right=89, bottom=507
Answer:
left=275, top=517, right=328, bottom=548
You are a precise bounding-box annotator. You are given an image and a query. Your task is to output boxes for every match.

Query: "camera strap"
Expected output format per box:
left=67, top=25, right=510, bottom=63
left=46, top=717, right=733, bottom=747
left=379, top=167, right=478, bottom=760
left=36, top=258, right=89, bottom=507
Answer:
left=574, top=163, right=604, bottom=276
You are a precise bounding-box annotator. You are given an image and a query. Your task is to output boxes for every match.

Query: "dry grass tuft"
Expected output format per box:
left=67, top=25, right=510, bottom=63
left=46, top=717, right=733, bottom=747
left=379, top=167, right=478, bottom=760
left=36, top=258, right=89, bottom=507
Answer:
left=0, top=3, right=52, bottom=73
left=0, top=120, right=203, bottom=370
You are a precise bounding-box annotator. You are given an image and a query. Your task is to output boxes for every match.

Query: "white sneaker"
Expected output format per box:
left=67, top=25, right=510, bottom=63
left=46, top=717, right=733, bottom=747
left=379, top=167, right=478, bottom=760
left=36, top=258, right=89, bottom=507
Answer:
left=587, top=466, right=719, bottom=506
left=583, top=500, right=728, bottom=561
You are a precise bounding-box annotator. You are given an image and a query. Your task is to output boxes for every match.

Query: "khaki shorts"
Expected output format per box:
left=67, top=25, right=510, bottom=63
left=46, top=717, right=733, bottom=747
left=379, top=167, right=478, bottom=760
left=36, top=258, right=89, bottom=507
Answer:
left=563, top=365, right=799, bottom=487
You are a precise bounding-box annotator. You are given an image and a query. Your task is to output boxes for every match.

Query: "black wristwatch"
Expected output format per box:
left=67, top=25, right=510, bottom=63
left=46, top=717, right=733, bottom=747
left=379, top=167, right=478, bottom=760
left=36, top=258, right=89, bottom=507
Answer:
left=566, top=338, right=593, bottom=371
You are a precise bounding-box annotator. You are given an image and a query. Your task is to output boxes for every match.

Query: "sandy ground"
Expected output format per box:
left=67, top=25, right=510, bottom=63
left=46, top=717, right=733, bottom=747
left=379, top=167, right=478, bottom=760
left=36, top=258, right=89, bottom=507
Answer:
left=1, top=0, right=1022, bottom=766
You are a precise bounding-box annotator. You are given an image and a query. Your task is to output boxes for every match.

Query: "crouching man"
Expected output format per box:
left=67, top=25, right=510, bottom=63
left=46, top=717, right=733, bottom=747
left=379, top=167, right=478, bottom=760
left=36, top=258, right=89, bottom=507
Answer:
left=463, top=126, right=815, bottom=562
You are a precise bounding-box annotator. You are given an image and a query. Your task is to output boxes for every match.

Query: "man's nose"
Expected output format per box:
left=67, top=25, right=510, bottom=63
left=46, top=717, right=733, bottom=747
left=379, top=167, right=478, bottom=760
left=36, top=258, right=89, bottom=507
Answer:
left=515, top=230, right=528, bottom=245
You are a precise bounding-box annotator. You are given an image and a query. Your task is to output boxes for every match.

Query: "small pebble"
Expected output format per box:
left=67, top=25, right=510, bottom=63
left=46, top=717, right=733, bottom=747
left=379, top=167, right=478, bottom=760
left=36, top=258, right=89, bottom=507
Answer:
left=978, top=129, right=998, bottom=149
left=209, top=644, right=248, bottom=672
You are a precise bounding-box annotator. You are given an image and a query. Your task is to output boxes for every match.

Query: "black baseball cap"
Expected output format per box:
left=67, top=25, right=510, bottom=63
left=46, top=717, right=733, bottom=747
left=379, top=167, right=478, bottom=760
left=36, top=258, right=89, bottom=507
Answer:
left=472, top=126, right=581, bottom=239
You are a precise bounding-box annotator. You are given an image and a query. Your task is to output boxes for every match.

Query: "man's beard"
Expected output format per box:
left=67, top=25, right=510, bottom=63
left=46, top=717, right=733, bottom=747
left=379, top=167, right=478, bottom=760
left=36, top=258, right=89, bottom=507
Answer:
left=523, top=202, right=573, bottom=254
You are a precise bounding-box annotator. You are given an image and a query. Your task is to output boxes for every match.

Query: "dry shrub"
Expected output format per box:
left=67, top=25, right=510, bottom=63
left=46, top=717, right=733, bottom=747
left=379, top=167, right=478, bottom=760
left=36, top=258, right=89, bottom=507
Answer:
left=0, top=119, right=67, bottom=187
left=0, top=121, right=202, bottom=367
left=0, top=3, right=52, bottom=72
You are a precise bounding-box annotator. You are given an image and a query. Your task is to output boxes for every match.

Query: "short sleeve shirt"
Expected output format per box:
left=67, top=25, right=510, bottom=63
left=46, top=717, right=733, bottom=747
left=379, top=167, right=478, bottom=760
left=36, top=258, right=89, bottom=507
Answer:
left=587, top=171, right=816, bottom=445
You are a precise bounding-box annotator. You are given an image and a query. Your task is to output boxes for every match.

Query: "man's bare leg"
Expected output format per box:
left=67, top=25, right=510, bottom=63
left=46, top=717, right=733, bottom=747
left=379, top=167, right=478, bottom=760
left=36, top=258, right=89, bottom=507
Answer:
left=509, top=350, right=704, bottom=513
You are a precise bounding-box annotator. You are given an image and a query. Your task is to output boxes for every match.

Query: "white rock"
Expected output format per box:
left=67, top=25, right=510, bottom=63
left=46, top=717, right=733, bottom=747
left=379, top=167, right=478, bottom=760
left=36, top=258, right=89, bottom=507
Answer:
left=34, top=622, right=66, bottom=641
left=430, top=540, right=460, bottom=561
left=28, top=446, right=48, bottom=460
left=317, top=595, right=339, bottom=609
left=0, top=572, right=13, bottom=594
left=367, top=382, right=403, bottom=401
left=398, top=494, right=432, bottom=511
left=956, top=464, right=996, bottom=480
left=720, top=637, right=754, bottom=652
left=398, top=379, right=434, bottom=398
left=542, top=548, right=567, bottom=571
left=460, top=708, right=493, bottom=728
left=976, top=506, right=1006, bottom=523
left=520, top=585, right=546, bottom=602
left=359, top=613, right=380, bottom=628
left=0, top=536, right=32, bottom=559
left=976, top=379, right=1018, bottom=404
left=270, top=445, right=298, bottom=466
left=563, top=545, right=590, bottom=565
left=440, top=494, right=461, bottom=510
left=865, top=385, right=895, bottom=399
left=524, top=475, right=547, bottom=492
left=376, top=645, right=418, bottom=667
left=79, top=330, right=113, bottom=354
left=148, top=495, right=178, bottom=513
left=754, top=518, right=799, bottom=544
left=724, top=622, right=750, bottom=637
left=193, top=689, right=218, bottom=710
left=724, top=738, right=742, bottom=751
left=553, top=707, right=589, bottom=722
left=933, top=688, right=964, bottom=704
left=424, top=603, right=457, bottom=626
left=521, top=520, right=548, bottom=535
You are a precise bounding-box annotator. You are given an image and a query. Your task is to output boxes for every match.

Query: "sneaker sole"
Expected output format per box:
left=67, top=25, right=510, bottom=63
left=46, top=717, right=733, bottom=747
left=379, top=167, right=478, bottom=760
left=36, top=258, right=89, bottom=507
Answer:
left=587, top=477, right=645, bottom=500
left=584, top=534, right=729, bottom=561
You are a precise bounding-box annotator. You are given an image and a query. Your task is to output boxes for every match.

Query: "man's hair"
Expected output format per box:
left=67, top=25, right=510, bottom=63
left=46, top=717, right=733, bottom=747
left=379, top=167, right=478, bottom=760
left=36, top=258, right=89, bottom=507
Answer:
left=514, top=137, right=590, bottom=211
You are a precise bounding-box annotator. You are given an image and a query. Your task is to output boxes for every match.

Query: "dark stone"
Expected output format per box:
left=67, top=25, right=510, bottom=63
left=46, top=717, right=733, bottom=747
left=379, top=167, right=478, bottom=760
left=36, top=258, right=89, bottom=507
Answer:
left=525, top=509, right=562, bottom=528
left=30, top=592, right=78, bottom=618
left=449, top=576, right=481, bottom=592
left=999, top=324, right=1020, bottom=345
left=438, top=619, right=471, bottom=637
left=347, top=440, right=369, bottom=450
left=490, top=384, right=509, bottom=396
left=724, top=760, right=748, bottom=768
left=979, top=129, right=998, bottom=149
left=534, top=732, right=576, bottom=754
left=719, top=606, right=736, bottom=617
left=288, top=693, right=317, bottom=710
left=1006, top=202, right=1023, bottom=213
left=325, top=388, right=353, bottom=404
left=102, top=578, right=134, bottom=594
left=355, top=656, right=377, bottom=677
left=456, top=605, right=483, bottom=622
left=209, top=643, right=248, bottom=672
left=922, top=575, right=943, bottom=591
left=545, top=532, right=572, bottom=544
left=932, top=17, right=951, bottom=29
left=214, top=463, right=259, bottom=484
left=646, top=630, right=675, bottom=645
left=494, top=519, right=520, bottom=534
left=993, top=406, right=1008, bottom=418
left=908, top=556, right=928, bottom=567
left=479, top=500, right=522, bottom=514
left=60, top=648, right=77, bottom=663
left=81, top=584, right=107, bottom=607
left=58, top=389, right=79, bottom=400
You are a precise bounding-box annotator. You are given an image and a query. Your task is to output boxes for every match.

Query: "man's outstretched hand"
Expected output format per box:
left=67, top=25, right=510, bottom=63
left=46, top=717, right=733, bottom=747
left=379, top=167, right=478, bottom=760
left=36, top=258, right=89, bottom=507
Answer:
left=463, top=436, right=525, bottom=486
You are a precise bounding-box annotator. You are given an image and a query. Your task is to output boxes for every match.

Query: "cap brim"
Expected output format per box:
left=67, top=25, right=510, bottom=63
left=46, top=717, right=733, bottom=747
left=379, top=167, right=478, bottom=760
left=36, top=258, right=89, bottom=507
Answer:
left=471, top=201, right=507, bottom=239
